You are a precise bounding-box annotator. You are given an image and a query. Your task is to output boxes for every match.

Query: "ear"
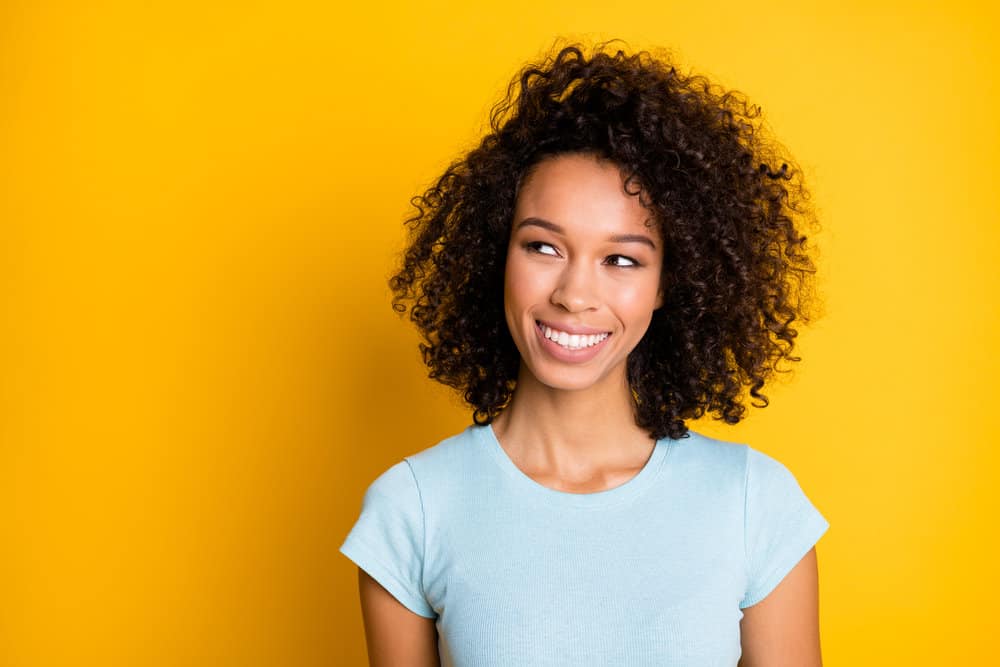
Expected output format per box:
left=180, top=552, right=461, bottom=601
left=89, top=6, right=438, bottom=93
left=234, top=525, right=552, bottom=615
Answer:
left=654, top=288, right=665, bottom=310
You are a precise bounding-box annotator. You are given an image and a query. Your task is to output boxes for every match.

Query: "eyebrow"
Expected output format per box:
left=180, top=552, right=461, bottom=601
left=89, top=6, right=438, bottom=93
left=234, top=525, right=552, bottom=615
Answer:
left=515, top=216, right=658, bottom=250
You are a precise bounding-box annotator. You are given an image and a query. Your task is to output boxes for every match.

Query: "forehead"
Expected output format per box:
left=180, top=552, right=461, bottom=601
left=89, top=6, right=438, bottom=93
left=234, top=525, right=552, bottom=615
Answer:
left=514, top=153, right=656, bottom=236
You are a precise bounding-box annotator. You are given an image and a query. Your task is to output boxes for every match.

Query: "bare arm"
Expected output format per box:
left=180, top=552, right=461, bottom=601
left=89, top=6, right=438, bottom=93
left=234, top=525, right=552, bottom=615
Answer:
left=357, top=568, right=440, bottom=667
left=738, top=547, right=823, bottom=667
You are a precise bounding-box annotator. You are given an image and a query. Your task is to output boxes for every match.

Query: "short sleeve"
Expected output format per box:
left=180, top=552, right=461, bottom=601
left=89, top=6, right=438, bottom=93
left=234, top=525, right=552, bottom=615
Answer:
left=340, top=461, right=437, bottom=618
left=740, top=447, right=830, bottom=609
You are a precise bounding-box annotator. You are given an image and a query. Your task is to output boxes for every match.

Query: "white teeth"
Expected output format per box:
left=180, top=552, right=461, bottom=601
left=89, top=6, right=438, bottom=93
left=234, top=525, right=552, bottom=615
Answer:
left=540, top=324, right=610, bottom=350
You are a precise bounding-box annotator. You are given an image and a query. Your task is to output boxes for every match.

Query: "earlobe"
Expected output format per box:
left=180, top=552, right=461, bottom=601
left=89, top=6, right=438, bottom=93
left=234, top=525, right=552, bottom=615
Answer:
left=654, top=290, right=665, bottom=310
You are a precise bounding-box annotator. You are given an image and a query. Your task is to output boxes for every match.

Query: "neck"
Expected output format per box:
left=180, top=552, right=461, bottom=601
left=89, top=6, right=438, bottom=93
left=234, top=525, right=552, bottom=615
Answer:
left=492, top=363, right=656, bottom=472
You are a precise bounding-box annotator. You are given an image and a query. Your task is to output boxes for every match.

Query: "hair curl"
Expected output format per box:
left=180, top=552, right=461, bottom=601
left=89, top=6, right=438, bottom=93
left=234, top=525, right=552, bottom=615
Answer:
left=389, top=41, right=818, bottom=440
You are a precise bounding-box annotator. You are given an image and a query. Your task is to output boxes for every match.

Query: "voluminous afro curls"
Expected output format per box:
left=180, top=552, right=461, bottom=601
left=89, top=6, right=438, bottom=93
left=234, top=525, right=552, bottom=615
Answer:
left=390, top=41, right=818, bottom=440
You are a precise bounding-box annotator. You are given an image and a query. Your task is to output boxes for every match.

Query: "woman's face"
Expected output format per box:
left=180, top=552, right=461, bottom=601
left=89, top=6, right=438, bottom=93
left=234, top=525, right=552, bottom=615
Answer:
left=504, top=153, right=664, bottom=394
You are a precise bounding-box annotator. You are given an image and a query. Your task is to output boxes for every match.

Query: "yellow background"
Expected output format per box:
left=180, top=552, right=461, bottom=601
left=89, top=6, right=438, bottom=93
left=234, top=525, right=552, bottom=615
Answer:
left=2, top=1, right=998, bottom=664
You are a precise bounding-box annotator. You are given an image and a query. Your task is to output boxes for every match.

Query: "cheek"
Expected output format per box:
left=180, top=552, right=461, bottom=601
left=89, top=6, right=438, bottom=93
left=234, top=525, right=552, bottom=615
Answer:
left=504, top=255, right=549, bottom=311
left=618, top=281, right=656, bottom=305
left=616, top=279, right=663, bottom=326
left=502, top=257, right=531, bottom=329
left=502, top=257, right=520, bottom=309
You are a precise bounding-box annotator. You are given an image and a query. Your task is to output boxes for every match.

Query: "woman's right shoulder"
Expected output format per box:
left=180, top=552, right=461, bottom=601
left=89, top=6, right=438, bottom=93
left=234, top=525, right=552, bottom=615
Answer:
left=405, top=424, right=483, bottom=467
left=365, top=424, right=484, bottom=497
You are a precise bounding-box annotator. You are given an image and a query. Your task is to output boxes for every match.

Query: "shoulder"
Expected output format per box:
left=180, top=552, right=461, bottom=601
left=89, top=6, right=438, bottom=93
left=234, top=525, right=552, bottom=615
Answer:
left=670, top=430, right=802, bottom=478
left=363, top=425, right=483, bottom=499
left=404, top=424, right=483, bottom=471
left=670, top=430, right=812, bottom=497
left=668, top=429, right=751, bottom=478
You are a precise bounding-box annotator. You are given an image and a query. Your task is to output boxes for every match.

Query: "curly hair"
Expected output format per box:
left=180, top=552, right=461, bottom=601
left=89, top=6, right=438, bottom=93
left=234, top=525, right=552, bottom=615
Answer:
left=389, top=41, right=818, bottom=440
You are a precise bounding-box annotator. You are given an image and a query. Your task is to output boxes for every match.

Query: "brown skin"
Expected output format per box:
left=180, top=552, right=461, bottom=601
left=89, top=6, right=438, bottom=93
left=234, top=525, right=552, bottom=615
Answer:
left=357, top=569, right=439, bottom=667
left=492, top=154, right=666, bottom=486
left=738, top=547, right=823, bottom=667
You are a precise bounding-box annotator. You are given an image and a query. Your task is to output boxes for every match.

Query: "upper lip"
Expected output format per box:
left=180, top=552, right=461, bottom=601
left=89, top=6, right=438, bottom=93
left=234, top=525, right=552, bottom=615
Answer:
left=536, top=319, right=612, bottom=335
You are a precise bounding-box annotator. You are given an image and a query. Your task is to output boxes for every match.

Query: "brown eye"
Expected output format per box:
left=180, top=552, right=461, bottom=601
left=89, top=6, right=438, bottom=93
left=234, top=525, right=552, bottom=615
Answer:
left=605, top=254, right=639, bottom=267
left=526, top=241, right=559, bottom=256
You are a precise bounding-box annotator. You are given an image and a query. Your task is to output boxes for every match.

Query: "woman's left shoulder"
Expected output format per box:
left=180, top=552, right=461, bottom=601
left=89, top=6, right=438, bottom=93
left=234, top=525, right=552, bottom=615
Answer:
left=673, top=431, right=811, bottom=489
left=668, top=429, right=751, bottom=474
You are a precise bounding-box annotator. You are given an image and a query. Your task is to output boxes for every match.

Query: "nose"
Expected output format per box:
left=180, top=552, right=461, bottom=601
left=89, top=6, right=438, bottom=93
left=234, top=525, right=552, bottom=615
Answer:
left=550, top=260, right=599, bottom=312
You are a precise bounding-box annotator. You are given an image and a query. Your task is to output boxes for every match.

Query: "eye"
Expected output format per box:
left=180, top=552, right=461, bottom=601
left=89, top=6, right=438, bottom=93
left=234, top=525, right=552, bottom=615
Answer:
left=605, top=254, right=640, bottom=268
left=525, top=241, right=560, bottom=257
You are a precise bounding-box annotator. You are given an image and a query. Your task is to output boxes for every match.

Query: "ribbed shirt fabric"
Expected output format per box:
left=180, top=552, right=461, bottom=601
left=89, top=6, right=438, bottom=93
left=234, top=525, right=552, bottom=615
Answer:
left=340, top=424, right=829, bottom=666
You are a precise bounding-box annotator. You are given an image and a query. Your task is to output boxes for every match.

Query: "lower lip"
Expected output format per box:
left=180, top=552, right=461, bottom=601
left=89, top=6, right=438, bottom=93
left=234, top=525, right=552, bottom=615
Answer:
left=534, top=321, right=611, bottom=363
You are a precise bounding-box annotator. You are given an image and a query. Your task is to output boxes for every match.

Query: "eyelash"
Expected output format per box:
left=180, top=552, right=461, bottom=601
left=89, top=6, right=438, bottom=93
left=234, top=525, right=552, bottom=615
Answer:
left=523, top=242, right=641, bottom=268
left=606, top=254, right=640, bottom=268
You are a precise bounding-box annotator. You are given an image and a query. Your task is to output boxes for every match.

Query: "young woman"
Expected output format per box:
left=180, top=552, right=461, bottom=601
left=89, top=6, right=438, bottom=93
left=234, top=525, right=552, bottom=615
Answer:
left=341, top=42, right=829, bottom=666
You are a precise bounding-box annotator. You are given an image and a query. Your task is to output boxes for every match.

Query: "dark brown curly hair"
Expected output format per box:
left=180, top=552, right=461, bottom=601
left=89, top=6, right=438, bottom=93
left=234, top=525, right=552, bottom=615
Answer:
left=389, top=41, right=818, bottom=440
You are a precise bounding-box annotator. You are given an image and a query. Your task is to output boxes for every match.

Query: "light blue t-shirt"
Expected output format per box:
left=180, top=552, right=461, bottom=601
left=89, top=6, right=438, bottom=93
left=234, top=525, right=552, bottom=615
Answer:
left=340, top=424, right=829, bottom=666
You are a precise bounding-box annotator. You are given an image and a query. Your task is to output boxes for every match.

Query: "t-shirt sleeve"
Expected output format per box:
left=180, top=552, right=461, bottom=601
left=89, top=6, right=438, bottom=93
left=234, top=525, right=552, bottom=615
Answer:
left=740, top=447, right=830, bottom=609
left=339, top=460, right=437, bottom=619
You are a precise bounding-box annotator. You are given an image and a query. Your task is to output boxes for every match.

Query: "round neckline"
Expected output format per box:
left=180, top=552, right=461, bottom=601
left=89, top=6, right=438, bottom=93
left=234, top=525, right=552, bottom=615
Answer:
left=476, top=422, right=671, bottom=509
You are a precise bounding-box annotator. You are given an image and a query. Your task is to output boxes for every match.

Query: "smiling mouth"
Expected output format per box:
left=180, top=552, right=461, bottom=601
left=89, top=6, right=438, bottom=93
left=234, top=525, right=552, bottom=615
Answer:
left=535, top=321, right=611, bottom=350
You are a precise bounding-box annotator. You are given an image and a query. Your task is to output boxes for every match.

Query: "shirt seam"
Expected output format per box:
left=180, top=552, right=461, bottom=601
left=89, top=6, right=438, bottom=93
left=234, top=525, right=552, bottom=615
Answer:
left=340, top=539, right=435, bottom=617
left=742, top=443, right=752, bottom=590
left=403, top=458, right=430, bottom=604
left=739, top=510, right=830, bottom=608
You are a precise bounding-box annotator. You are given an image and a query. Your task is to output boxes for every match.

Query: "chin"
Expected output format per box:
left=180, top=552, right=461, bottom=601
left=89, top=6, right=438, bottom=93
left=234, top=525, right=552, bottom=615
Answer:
left=520, top=359, right=620, bottom=394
